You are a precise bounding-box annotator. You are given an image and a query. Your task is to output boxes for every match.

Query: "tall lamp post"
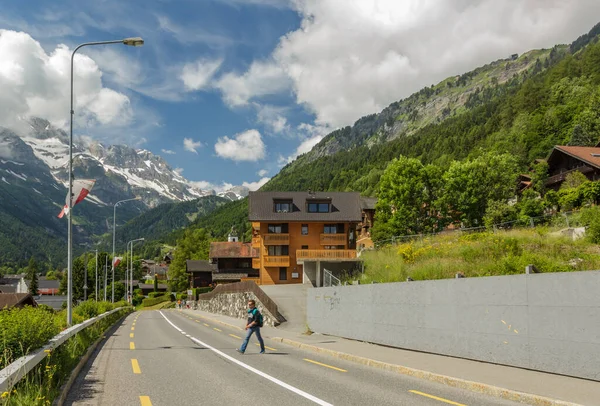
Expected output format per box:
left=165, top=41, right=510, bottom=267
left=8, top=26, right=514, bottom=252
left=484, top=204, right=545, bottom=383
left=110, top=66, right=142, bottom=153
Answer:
left=112, top=197, right=141, bottom=302
left=67, top=37, right=144, bottom=326
left=127, top=238, right=144, bottom=302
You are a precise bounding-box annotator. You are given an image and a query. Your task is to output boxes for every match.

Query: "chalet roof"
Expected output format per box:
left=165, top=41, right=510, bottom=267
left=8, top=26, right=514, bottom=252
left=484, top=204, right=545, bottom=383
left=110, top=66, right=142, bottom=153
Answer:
left=248, top=191, right=363, bottom=222
left=209, top=242, right=258, bottom=259
left=550, top=146, right=600, bottom=169
left=0, top=285, right=16, bottom=293
left=185, top=260, right=216, bottom=273
left=0, top=278, right=19, bottom=286
left=38, top=278, right=60, bottom=289
left=0, top=293, right=36, bottom=309
left=35, top=295, right=67, bottom=310
left=360, top=197, right=377, bottom=211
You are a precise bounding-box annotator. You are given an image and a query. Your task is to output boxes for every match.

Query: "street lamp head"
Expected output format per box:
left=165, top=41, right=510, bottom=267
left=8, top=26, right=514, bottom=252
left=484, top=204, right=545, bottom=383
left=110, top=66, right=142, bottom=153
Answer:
left=123, top=37, right=144, bottom=47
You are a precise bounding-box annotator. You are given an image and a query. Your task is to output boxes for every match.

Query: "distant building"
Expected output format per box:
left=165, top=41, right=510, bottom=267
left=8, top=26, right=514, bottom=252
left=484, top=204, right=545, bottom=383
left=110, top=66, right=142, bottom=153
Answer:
left=35, top=295, right=67, bottom=310
left=185, top=260, right=215, bottom=288
left=357, top=197, right=377, bottom=249
left=209, top=239, right=259, bottom=284
left=0, top=293, right=37, bottom=309
left=37, top=277, right=60, bottom=295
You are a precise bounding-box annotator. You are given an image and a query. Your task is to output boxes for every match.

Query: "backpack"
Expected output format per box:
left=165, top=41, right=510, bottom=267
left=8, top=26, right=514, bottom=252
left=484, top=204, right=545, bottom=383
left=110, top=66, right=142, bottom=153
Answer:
left=255, top=309, right=264, bottom=327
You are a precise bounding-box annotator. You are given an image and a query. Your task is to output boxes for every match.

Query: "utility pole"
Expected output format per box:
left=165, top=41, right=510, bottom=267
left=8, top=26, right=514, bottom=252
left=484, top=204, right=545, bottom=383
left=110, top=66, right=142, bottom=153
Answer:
left=104, top=256, right=108, bottom=301
left=95, top=249, right=98, bottom=301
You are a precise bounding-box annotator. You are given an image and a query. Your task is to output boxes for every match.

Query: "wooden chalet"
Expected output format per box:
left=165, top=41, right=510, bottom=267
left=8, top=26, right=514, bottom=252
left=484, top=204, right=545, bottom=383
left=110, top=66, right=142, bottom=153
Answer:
left=209, top=241, right=259, bottom=284
left=186, top=260, right=215, bottom=288
left=545, top=145, right=600, bottom=190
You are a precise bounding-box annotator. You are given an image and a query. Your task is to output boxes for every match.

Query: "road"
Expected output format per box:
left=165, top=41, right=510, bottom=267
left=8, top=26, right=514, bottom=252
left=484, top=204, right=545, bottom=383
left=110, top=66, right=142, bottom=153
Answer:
left=65, top=310, right=522, bottom=406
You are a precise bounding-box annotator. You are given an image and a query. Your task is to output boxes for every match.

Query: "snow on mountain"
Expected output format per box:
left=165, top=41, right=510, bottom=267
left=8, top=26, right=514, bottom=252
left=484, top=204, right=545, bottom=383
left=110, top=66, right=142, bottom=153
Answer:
left=17, top=118, right=245, bottom=207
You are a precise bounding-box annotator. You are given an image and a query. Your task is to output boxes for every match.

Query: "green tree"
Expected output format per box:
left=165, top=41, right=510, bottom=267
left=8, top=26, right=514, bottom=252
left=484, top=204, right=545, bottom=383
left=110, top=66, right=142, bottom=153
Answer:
left=153, top=274, right=158, bottom=293
left=517, top=189, right=545, bottom=221
left=531, top=161, right=549, bottom=195
left=440, top=153, right=519, bottom=227
left=27, top=256, right=39, bottom=295
left=372, top=157, right=443, bottom=242
left=560, top=171, right=588, bottom=190
left=483, top=200, right=517, bottom=229
left=168, top=228, right=211, bottom=292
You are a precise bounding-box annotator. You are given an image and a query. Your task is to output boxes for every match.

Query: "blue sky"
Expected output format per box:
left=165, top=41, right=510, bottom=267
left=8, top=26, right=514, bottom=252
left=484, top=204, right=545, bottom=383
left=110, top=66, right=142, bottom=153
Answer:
left=1, top=0, right=599, bottom=192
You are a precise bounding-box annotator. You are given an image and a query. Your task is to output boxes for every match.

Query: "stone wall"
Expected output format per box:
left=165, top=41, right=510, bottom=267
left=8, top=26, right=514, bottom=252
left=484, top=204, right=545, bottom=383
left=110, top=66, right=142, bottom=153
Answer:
left=196, top=292, right=279, bottom=327
left=307, top=271, right=600, bottom=381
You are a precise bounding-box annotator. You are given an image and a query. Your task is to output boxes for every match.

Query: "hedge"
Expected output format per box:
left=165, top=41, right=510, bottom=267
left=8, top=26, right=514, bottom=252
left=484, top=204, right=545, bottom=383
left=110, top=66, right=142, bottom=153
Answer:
left=141, top=294, right=170, bottom=308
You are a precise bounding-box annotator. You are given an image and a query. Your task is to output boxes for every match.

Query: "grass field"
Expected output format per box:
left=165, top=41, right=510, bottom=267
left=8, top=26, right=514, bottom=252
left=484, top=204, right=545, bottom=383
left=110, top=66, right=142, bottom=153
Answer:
left=359, top=228, right=600, bottom=284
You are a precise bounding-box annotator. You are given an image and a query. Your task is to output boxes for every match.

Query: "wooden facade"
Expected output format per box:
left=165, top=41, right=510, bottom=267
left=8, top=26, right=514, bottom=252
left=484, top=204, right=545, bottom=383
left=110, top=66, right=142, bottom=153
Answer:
left=545, top=146, right=600, bottom=190
left=249, top=191, right=365, bottom=286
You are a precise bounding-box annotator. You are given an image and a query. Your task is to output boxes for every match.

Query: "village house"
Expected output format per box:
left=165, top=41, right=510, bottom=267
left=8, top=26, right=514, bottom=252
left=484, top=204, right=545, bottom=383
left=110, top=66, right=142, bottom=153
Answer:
left=186, top=260, right=215, bottom=288
left=249, top=191, right=364, bottom=286
left=544, top=145, right=600, bottom=190
left=0, top=293, right=37, bottom=309
left=209, top=230, right=259, bottom=284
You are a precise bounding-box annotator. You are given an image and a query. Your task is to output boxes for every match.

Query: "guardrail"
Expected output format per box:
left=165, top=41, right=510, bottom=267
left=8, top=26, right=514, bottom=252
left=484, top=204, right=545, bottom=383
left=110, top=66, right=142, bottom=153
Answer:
left=0, top=307, right=124, bottom=393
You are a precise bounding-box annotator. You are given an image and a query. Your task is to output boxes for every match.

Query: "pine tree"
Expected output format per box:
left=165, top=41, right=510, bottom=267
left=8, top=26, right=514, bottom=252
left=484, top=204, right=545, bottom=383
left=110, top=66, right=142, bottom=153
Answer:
left=27, top=256, right=39, bottom=295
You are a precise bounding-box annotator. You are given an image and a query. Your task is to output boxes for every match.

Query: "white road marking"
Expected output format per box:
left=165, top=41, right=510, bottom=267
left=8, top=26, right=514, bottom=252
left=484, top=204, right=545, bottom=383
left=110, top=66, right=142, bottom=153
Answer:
left=159, top=311, right=332, bottom=406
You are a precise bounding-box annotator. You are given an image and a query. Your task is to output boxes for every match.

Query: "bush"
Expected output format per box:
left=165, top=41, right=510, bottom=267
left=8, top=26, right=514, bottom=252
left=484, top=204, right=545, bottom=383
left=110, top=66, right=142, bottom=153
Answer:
left=148, top=292, right=162, bottom=299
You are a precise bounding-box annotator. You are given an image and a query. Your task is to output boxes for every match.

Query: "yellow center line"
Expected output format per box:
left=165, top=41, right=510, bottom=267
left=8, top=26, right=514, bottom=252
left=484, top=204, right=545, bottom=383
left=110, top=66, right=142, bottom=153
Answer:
left=203, top=323, right=210, bottom=327
left=130, top=342, right=135, bottom=350
left=139, top=395, right=152, bottom=406
left=131, top=327, right=135, bottom=331
left=213, top=328, right=222, bottom=332
left=229, top=334, right=242, bottom=339
left=255, top=343, right=277, bottom=351
left=130, top=333, right=134, bottom=338
left=303, top=358, right=347, bottom=372
left=131, top=359, right=141, bottom=374
left=409, top=390, right=466, bottom=406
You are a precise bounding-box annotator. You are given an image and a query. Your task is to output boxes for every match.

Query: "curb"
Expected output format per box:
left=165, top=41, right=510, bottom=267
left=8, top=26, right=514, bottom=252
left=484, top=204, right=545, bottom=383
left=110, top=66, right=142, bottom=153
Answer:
left=270, top=337, right=582, bottom=406
left=54, top=311, right=130, bottom=406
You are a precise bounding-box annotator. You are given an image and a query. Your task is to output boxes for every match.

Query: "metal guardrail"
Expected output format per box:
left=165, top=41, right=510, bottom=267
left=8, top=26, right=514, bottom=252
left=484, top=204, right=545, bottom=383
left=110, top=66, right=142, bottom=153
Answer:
left=323, top=269, right=341, bottom=287
left=0, top=307, right=124, bottom=393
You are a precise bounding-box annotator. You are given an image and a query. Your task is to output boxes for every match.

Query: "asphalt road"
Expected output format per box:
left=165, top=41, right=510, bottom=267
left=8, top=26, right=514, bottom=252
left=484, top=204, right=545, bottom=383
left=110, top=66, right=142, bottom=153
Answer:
left=65, top=310, right=522, bottom=406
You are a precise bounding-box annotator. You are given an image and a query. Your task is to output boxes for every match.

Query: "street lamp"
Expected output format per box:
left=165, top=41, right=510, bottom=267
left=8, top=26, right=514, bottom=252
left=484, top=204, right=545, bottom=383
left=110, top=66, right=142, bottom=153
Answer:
left=67, top=37, right=144, bottom=326
left=127, top=238, right=144, bottom=302
left=112, top=197, right=141, bottom=302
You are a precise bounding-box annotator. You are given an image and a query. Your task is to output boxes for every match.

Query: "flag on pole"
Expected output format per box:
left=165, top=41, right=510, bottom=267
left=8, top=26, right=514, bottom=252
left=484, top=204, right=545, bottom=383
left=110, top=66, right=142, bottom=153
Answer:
left=58, top=179, right=96, bottom=218
left=113, top=257, right=123, bottom=267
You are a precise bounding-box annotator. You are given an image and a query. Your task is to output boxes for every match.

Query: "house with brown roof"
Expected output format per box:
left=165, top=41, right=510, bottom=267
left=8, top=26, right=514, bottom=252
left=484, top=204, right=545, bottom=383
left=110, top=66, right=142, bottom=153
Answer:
left=357, top=197, right=377, bottom=249
left=249, top=191, right=363, bottom=286
left=209, top=240, right=259, bottom=284
left=0, top=293, right=37, bottom=309
left=186, top=260, right=215, bottom=288
left=545, top=145, right=600, bottom=190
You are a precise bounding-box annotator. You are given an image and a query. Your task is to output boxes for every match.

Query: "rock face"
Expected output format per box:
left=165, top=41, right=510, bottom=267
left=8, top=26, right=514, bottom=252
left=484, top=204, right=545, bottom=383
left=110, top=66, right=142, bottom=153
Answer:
left=195, top=292, right=279, bottom=327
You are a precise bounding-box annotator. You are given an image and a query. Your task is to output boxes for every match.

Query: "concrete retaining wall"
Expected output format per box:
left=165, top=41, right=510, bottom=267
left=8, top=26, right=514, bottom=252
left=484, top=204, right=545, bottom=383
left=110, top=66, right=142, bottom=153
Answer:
left=307, top=271, right=600, bottom=381
left=196, top=292, right=278, bottom=327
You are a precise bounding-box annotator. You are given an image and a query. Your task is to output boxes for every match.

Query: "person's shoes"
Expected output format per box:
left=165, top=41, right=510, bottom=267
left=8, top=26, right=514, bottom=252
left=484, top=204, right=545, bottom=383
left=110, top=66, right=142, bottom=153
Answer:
left=259, top=350, right=266, bottom=354
left=236, top=349, right=244, bottom=354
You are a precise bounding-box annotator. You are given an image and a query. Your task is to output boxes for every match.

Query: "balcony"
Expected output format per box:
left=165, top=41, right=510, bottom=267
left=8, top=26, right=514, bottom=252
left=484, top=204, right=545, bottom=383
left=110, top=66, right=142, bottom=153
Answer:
left=252, top=258, right=261, bottom=269
left=263, top=256, right=290, bottom=267
left=296, top=249, right=358, bottom=262
left=320, top=233, right=346, bottom=245
left=251, top=237, right=261, bottom=248
left=545, top=166, right=593, bottom=186
left=264, top=233, right=290, bottom=245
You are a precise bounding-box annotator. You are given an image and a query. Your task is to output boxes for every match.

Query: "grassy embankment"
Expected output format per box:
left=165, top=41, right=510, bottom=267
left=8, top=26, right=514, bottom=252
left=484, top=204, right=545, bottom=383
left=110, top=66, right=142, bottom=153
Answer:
left=360, top=227, right=600, bottom=284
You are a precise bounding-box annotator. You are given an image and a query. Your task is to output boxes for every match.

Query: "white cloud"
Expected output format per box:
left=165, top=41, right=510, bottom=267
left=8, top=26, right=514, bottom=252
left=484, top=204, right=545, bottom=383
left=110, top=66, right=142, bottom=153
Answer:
left=0, top=29, right=133, bottom=132
left=257, top=169, right=268, bottom=177
left=161, top=149, right=176, bottom=155
left=181, top=58, right=223, bottom=91
left=215, top=60, right=291, bottom=107
left=157, top=15, right=235, bottom=47
left=214, top=129, right=266, bottom=161
left=243, top=177, right=270, bottom=191
left=256, top=104, right=290, bottom=134
left=229, top=0, right=600, bottom=128
left=183, top=137, right=203, bottom=153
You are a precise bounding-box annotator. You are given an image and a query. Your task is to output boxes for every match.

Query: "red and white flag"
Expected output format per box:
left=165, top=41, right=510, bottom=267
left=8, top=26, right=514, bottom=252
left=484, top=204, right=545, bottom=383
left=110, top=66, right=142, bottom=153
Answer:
left=57, top=179, right=96, bottom=218
left=113, top=257, right=123, bottom=267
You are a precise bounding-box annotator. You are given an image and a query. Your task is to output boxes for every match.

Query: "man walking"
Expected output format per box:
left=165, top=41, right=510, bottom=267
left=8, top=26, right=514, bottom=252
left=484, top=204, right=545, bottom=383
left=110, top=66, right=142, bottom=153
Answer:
left=237, top=299, right=265, bottom=354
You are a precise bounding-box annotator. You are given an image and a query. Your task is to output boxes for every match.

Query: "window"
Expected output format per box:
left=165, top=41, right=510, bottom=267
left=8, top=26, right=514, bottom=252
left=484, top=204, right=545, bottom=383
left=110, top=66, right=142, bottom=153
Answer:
left=301, top=224, right=308, bottom=235
left=274, top=200, right=293, bottom=213
left=324, top=223, right=345, bottom=234
left=301, top=245, right=308, bottom=249
left=268, top=224, right=288, bottom=233
left=268, top=245, right=289, bottom=256
left=279, top=267, right=287, bottom=280
left=307, top=202, right=330, bottom=213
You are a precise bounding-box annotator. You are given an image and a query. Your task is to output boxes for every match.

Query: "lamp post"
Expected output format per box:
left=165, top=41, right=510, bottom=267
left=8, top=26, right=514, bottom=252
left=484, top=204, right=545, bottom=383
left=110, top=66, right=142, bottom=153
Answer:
left=67, top=37, right=144, bottom=326
left=94, top=249, right=98, bottom=301
left=111, top=197, right=141, bottom=303
left=127, top=238, right=144, bottom=302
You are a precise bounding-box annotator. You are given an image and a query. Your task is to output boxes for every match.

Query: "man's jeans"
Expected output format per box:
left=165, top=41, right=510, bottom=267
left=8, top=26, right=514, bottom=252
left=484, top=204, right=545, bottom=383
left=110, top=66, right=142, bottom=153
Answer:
left=240, top=326, right=265, bottom=352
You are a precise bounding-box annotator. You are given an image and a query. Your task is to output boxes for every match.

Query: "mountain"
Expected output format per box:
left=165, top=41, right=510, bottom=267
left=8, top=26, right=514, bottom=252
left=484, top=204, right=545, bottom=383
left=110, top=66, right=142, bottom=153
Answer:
left=0, top=119, right=243, bottom=267
left=175, top=22, right=600, bottom=243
